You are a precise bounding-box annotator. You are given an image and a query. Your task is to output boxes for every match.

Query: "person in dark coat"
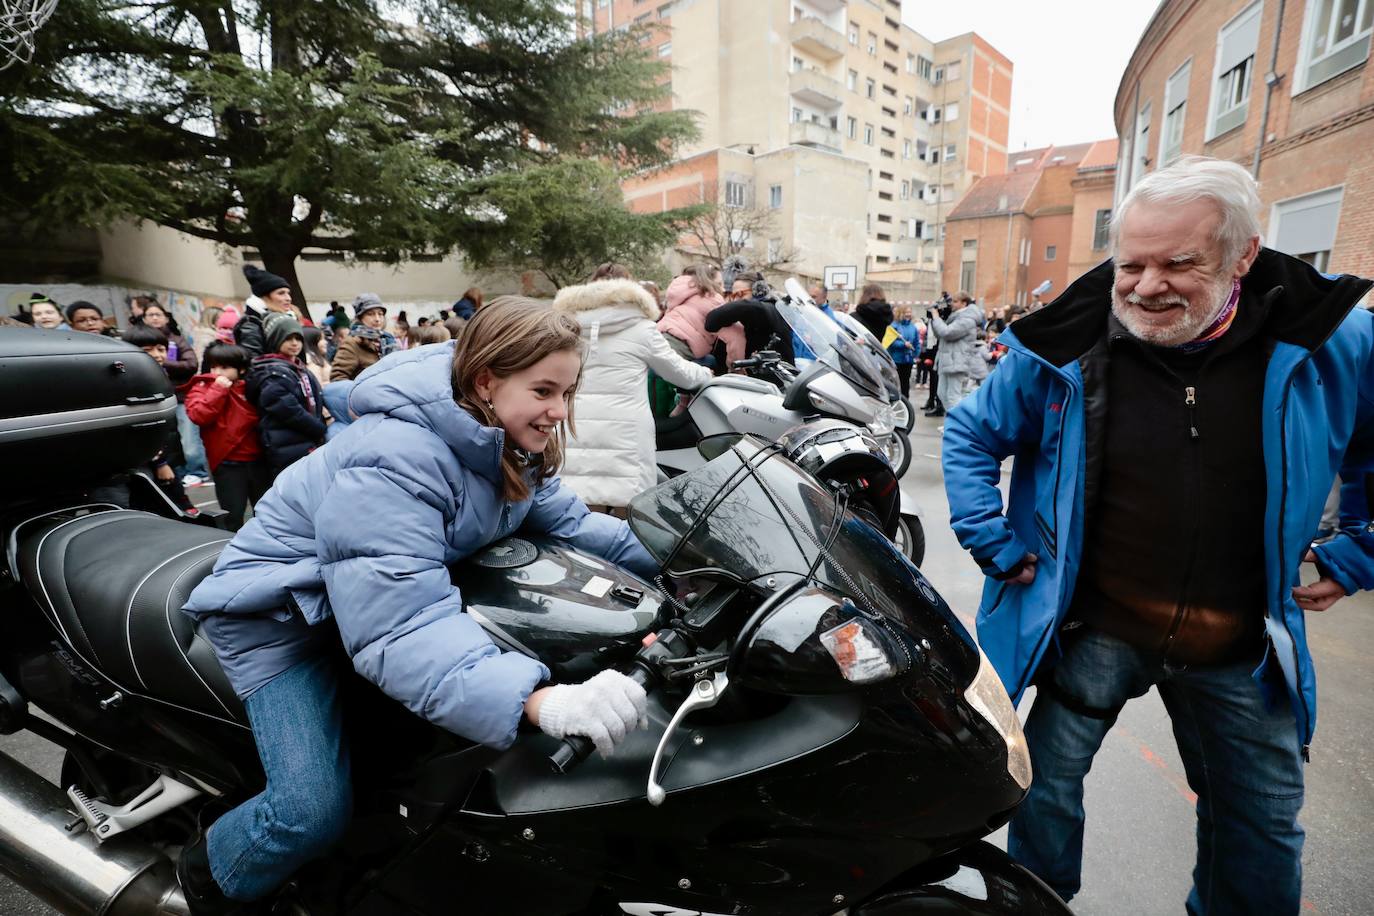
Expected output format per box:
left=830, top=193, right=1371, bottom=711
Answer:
left=246, top=312, right=326, bottom=480
left=236, top=265, right=297, bottom=356
left=452, top=287, right=483, bottom=320
left=853, top=283, right=895, bottom=342
left=705, top=272, right=796, bottom=363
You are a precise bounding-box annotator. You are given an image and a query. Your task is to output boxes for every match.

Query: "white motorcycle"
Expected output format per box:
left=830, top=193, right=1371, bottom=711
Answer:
left=656, top=284, right=924, bottom=564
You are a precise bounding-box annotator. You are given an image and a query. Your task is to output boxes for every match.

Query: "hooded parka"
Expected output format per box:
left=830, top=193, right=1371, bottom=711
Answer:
left=554, top=279, right=712, bottom=507
left=942, top=250, right=1374, bottom=751
left=183, top=342, right=657, bottom=748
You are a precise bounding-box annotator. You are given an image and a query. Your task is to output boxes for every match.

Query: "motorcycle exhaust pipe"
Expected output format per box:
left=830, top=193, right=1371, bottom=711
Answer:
left=0, top=749, right=189, bottom=916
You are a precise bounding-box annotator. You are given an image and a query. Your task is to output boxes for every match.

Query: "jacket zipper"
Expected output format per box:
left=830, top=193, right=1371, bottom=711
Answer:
left=1162, top=382, right=1202, bottom=660
left=1276, top=372, right=1313, bottom=762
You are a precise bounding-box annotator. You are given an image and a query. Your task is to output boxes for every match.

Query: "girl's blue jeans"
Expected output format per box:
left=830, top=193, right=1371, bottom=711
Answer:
left=206, top=653, right=352, bottom=901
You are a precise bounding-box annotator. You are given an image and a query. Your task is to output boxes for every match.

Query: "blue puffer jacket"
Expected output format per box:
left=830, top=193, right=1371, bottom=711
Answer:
left=184, top=341, right=657, bottom=748
left=942, top=250, right=1374, bottom=750
left=888, top=318, right=919, bottom=365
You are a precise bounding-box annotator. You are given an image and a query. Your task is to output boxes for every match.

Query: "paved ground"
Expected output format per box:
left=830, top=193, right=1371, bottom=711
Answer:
left=4, top=412, right=1373, bottom=914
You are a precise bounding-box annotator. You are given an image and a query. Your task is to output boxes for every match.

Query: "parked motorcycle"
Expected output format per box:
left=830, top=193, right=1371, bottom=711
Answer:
left=0, top=328, right=1070, bottom=916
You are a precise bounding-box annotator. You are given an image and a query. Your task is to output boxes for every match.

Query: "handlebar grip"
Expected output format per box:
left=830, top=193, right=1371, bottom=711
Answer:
left=549, top=735, right=595, bottom=773
left=547, top=665, right=656, bottom=774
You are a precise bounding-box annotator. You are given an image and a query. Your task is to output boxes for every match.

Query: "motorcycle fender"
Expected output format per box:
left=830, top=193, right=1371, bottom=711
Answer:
left=899, top=490, right=923, bottom=520
left=850, top=842, right=1072, bottom=915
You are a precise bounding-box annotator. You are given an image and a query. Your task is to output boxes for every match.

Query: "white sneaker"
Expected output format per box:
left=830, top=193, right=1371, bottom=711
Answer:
left=181, top=474, right=204, bottom=487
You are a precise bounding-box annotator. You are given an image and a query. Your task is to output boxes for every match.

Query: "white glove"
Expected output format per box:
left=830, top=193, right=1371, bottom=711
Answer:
left=537, top=670, right=648, bottom=758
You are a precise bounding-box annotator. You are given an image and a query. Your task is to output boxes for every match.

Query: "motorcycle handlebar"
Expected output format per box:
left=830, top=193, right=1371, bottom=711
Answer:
left=547, top=664, right=655, bottom=773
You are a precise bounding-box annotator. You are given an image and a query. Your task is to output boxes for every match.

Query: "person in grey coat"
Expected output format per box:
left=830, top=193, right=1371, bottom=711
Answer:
left=928, top=291, right=985, bottom=412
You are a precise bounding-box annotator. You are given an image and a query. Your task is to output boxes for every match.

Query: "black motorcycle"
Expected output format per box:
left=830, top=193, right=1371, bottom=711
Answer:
left=0, top=328, right=1069, bottom=915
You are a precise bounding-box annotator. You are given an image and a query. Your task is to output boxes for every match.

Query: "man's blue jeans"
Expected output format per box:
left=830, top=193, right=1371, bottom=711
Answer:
left=206, top=653, right=352, bottom=901
left=1007, top=628, right=1305, bottom=915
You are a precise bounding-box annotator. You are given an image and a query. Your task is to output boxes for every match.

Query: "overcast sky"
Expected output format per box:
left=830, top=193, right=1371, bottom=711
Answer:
left=903, top=0, right=1161, bottom=151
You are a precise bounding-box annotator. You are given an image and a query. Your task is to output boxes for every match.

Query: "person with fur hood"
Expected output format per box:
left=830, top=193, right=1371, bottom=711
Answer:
left=657, top=265, right=746, bottom=371
left=927, top=290, right=986, bottom=412
left=553, top=277, right=712, bottom=509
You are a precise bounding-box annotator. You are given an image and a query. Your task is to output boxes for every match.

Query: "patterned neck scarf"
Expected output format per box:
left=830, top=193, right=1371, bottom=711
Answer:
left=1175, top=280, right=1241, bottom=353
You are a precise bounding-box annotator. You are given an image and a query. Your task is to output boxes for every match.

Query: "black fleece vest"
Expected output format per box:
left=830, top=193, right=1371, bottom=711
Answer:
left=1072, top=294, right=1270, bottom=664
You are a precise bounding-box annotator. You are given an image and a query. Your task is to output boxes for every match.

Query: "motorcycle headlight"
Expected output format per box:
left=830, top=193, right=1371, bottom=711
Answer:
left=964, top=647, right=1032, bottom=790
left=866, top=400, right=894, bottom=437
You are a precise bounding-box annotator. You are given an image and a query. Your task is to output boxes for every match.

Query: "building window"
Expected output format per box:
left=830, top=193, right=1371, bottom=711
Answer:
left=1161, top=60, right=1191, bottom=164
left=848, top=69, right=858, bottom=90
left=1209, top=1, right=1261, bottom=139
left=1270, top=186, right=1343, bottom=271
left=960, top=240, right=977, bottom=293
left=903, top=95, right=913, bottom=115
left=849, top=23, right=859, bottom=45
left=879, top=171, right=893, bottom=181
left=1131, top=102, right=1152, bottom=187
left=883, top=83, right=897, bottom=97
left=945, top=143, right=958, bottom=162
left=864, top=123, right=875, bottom=145
left=906, top=53, right=916, bottom=74
left=946, top=60, right=962, bottom=81
left=868, top=32, right=877, bottom=55
left=878, top=191, right=893, bottom=201
left=876, top=254, right=891, bottom=262
left=847, top=116, right=857, bottom=139
left=900, top=180, right=909, bottom=198
left=917, top=55, right=933, bottom=80
left=945, top=102, right=959, bottom=121
left=943, top=183, right=954, bottom=200
left=1298, top=0, right=1374, bottom=91
left=933, top=66, right=944, bottom=83
left=657, top=41, right=672, bottom=56
left=724, top=180, right=747, bottom=208
left=902, top=139, right=911, bottom=158
left=1045, top=245, right=1057, bottom=261
left=769, top=184, right=783, bottom=209
left=658, top=3, right=673, bottom=17
left=925, top=183, right=939, bottom=201
left=930, top=148, right=941, bottom=164
left=877, top=213, right=892, bottom=223
left=929, top=106, right=942, bottom=123
left=1093, top=208, right=1112, bottom=250
left=866, top=78, right=876, bottom=99
left=881, top=126, right=895, bottom=138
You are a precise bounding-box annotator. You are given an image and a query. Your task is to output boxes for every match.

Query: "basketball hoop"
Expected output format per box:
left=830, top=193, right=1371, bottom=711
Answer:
left=1, top=0, right=58, bottom=72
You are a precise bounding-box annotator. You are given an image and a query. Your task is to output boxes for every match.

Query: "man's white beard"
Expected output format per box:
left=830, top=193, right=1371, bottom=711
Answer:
left=1110, top=269, right=1235, bottom=347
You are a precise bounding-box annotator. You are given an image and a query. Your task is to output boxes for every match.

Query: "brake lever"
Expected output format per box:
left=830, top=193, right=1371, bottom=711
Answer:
left=646, top=671, right=729, bottom=807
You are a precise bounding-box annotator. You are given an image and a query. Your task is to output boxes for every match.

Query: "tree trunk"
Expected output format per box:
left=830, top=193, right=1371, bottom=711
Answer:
left=256, top=245, right=308, bottom=321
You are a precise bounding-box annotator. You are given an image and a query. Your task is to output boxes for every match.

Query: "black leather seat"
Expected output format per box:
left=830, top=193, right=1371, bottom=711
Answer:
left=10, top=508, right=246, bottom=725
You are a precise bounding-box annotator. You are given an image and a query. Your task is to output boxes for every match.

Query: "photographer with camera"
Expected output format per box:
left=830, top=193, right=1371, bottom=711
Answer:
left=927, top=291, right=984, bottom=414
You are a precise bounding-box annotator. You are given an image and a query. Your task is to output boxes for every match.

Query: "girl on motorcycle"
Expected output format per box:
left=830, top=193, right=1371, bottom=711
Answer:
left=178, top=298, right=655, bottom=913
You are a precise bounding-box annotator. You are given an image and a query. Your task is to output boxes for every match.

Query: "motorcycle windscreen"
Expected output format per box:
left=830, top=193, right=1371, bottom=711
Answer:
left=832, top=311, right=903, bottom=398
left=775, top=300, right=887, bottom=399
left=627, top=436, right=968, bottom=640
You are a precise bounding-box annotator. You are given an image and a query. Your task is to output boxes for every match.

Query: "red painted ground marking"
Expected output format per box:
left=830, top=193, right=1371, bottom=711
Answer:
left=1113, top=724, right=1198, bottom=805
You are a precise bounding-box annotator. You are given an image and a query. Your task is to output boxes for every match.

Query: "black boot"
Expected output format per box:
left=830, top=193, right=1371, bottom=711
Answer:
left=178, top=834, right=249, bottom=916
left=924, top=406, right=945, bottom=417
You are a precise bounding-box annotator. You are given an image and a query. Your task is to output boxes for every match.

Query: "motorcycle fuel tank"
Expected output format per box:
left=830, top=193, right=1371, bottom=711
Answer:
left=454, top=538, right=665, bottom=682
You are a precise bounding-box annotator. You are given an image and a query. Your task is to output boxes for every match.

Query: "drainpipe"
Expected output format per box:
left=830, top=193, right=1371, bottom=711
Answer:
left=1251, top=0, right=1287, bottom=179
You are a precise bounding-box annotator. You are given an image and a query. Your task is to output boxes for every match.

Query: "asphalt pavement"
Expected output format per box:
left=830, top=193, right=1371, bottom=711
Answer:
left=3, top=417, right=1373, bottom=914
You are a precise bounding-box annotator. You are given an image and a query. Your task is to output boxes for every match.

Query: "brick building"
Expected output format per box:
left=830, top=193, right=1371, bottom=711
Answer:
left=582, top=0, right=1013, bottom=301
left=940, top=140, right=1117, bottom=306
left=1115, top=0, right=1374, bottom=279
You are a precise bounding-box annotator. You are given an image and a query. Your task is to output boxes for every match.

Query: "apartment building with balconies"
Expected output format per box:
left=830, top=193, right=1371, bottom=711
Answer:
left=590, top=0, right=1013, bottom=301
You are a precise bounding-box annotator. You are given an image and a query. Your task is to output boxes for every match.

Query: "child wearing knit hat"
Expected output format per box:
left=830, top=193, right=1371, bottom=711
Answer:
left=246, top=311, right=326, bottom=480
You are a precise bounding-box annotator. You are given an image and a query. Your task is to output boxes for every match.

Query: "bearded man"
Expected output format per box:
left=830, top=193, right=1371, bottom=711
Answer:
left=941, top=155, right=1374, bottom=913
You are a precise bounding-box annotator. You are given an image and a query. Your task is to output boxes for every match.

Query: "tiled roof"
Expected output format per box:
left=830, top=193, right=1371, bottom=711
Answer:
left=946, top=170, right=1043, bottom=219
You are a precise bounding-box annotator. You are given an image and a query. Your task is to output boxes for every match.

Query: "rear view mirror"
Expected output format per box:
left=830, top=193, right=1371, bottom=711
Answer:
left=697, top=433, right=743, bottom=461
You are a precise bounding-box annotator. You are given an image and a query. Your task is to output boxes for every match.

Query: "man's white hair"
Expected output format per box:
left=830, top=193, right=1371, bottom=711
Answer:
left=1111, top=156, right=1262, bottom=267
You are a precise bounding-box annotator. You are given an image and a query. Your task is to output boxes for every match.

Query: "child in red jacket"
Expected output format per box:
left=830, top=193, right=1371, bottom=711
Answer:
left=185, top=344, right=268, bottom=530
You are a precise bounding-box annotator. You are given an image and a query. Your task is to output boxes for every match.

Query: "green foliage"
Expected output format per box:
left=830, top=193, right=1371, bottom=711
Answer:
left=460, top=158, right=701, bottom=290
left=0, top=0, right=697, bottom=297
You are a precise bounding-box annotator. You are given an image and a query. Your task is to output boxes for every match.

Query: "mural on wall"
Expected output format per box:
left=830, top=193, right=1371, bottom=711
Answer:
left=2, top=283, right=242, bottom=351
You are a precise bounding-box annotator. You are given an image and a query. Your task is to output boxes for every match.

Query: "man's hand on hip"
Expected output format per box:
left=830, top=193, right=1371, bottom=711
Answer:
left=994, top=552, right=1038, bottom=586
left=1292, top=550, right=1347, bottom=612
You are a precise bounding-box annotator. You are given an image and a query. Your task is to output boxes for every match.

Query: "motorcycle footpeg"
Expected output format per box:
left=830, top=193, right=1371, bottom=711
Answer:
left=67, top=773, right=202, bottom=842
left=646, top=672, right=728, bottom=807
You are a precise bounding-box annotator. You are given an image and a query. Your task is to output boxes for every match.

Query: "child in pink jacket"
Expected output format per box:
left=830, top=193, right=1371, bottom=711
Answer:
left=656, top=265, right=745, bottom=370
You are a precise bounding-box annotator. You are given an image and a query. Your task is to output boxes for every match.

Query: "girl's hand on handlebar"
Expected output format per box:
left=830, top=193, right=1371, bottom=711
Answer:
left=528, top=670, right=648, bottom=758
